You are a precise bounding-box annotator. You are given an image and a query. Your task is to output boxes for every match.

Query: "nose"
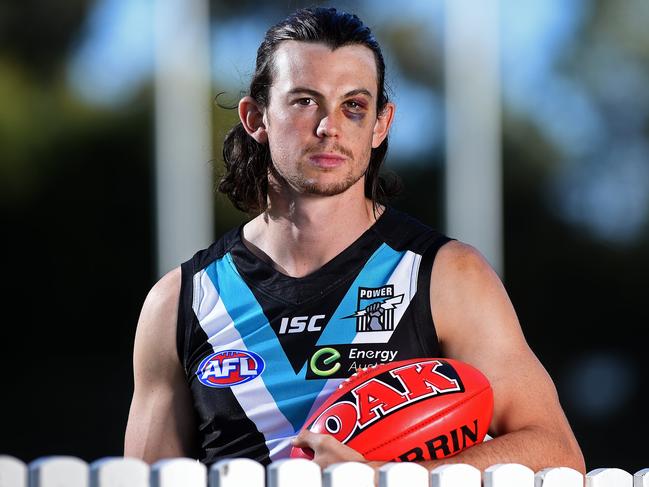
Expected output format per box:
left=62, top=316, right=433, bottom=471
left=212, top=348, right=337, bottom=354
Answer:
left=315, top=112, right=340, bottom=138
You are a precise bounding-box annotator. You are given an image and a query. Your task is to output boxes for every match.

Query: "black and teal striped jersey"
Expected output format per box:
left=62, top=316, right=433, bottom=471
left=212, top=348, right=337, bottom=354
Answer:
left=177, top=207, right=451, bottom=465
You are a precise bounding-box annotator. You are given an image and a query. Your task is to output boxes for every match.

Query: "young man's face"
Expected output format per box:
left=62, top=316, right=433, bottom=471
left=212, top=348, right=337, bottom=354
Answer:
left=262, top=41, right=392, bottom=198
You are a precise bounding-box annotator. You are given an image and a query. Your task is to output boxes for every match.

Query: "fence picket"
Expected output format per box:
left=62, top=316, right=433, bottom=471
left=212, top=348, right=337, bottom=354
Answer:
left=535, top=467, right=583, bottom=487
left=635, top=468, right=649, bottom=487
left=3, top=455, right=649, bottom=487
left=378, top=462, right=427, bottom=487
left=151, top=459, right=206, bottom=487
left=0, top=455, right=26, bottom=487
left=323, top=462, right=374, bottom=487
left=430, top=464, right=481, bottom=487
left=586, top=468, right=633, bottom=486
left=209, top=458, right=264, bottom=487
left=89, top=457, right=149, bottom=487
left=267, top=459, right=321, bottom=487
left=485, top=463, right=534, bottom=487
left=28, top=456, right=88, bottom=487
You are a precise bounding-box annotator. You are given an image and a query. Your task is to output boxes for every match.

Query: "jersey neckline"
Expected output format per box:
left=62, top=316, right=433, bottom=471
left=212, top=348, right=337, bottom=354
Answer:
left=228, top=207, right=396, bottom=305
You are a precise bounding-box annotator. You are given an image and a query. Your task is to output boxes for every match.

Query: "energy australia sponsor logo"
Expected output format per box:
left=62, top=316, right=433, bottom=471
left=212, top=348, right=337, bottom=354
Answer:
left=306, top=344, right=399, bottom=379
left=349, top=347, right=398, bottom=362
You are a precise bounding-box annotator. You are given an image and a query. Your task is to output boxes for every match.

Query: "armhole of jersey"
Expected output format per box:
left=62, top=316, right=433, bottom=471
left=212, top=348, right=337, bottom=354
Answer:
left=177, top=259, right=195, bottom=377
left=413, top=234, right=454, bottom=357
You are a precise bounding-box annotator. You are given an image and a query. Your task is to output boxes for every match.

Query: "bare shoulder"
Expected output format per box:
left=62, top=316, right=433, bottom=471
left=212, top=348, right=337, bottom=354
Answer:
left=433, top=239, right=499, bottom=285
left=142, top=267, right=181, bottom=320
left=431, top=241, right=523, bottom=354
left=134, top=267, right=182, bottom=377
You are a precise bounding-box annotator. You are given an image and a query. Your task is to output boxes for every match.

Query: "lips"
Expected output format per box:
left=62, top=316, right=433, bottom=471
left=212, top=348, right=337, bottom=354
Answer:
left=308, top=153, right=347, bottom=168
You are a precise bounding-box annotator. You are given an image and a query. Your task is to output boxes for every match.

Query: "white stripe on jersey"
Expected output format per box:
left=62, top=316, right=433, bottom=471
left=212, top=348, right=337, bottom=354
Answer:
left=353, top=249, right=422, bottom=344
left=193, top=269, right=296, bottom=461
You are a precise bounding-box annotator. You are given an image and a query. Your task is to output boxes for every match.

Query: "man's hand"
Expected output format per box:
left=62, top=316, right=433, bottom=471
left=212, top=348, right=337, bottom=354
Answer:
left=291, top=430, right=366, bottom=469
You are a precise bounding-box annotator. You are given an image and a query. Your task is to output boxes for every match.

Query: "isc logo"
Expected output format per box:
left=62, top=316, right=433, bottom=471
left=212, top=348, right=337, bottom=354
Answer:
left=196, top=350, right=265, bottom=388
left=278, top=315, right=326, bottom=334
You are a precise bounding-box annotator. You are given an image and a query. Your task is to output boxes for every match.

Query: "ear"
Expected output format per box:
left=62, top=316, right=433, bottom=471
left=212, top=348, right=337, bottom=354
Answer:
left=371, top=101, right=395, bottom=149
left=239, top=96, right=268, bottom=144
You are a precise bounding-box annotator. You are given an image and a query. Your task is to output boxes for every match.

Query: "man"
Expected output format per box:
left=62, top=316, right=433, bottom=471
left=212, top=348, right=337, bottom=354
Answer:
left=124, top=7, right=585, bottom=474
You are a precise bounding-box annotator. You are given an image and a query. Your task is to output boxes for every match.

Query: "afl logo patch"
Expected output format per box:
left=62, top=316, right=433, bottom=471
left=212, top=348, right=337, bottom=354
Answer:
left=196, top=350, right=265, bottom=388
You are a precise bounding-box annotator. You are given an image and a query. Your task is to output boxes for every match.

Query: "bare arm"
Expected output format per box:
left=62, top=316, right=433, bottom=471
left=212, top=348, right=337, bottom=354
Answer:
left=124, top=267, right=198, bottom=462
left=295, top=241, right=585, bottom=474
left=426, top=241, right=585, bottom=473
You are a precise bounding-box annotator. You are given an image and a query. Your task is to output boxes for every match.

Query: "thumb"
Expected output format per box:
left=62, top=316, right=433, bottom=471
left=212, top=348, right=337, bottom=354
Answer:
left=291, top=429, right=316, bottom=459
left=292, top=428, right=317, bottom=447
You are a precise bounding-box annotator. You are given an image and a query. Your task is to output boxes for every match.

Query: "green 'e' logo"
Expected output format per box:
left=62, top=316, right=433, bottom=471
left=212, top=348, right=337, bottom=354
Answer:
left=310, top=347, right=341, bottom=377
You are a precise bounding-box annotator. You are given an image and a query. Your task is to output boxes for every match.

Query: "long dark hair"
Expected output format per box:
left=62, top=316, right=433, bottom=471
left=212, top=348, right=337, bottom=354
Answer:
left=218, top=7, right=400, bottom=213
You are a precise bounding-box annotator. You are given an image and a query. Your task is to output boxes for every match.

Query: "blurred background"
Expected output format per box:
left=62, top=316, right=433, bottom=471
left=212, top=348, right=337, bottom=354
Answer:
left=1, top=0, right=647, bottom=472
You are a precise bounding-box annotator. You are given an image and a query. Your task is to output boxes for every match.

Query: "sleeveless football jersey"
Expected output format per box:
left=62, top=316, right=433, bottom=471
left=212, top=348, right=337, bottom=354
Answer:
left=177, top=207, right=451, bottom=465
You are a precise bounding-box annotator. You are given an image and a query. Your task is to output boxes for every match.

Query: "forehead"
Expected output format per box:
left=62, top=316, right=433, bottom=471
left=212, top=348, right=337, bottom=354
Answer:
left=270, top=41, right=379, bottom=96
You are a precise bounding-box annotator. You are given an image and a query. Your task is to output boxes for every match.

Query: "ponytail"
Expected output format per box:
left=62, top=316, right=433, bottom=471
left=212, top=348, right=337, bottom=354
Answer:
left=218, top=123, right=269, bottom=212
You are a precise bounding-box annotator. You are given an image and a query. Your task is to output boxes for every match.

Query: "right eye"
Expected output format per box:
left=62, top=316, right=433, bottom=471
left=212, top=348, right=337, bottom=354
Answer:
left=296, top=98, right=314, bottom=106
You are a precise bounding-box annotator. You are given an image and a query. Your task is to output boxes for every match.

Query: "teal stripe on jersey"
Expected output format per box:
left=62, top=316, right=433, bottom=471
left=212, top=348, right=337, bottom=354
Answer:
left=317, top=243, right=405, bottom=345
left=204, top=244, right=404, bottom=431
left=205, top=253, right=324, bottom=432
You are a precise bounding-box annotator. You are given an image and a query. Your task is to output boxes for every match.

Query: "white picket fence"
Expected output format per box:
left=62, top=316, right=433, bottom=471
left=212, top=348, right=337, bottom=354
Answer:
left=1, top=455, right=648, bottom=487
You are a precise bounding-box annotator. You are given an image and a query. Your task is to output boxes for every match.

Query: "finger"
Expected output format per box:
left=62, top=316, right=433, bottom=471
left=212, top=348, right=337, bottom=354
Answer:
left=292, top=430, right=321, bottom=460
left=292, top=428, right=318, bottom=448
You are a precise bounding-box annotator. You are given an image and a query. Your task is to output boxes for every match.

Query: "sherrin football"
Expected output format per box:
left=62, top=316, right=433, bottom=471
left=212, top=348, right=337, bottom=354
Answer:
left=290, top=358, right=493, bottom=462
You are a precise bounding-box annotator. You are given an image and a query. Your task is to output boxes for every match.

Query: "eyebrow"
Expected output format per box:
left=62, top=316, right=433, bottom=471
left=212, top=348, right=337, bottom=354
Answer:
left=287, top=87, right=374, bottom=99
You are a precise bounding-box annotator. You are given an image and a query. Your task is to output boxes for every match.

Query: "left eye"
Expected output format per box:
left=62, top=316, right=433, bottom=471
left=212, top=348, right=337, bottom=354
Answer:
left=297, top=98, right=314, bottom=106
left=345, top=100, right=365, bottom=111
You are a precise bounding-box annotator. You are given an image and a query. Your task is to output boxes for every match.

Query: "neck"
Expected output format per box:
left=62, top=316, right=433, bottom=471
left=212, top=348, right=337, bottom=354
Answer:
left=243, top=186, right=382, bottom=278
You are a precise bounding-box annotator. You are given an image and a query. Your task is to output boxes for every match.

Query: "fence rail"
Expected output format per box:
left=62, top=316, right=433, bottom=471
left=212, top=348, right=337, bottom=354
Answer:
left=1, top=455, right=648, bottom=487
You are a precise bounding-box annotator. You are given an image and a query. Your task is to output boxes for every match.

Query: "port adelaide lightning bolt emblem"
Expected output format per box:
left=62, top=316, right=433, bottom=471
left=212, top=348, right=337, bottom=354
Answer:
left=344, top=285, right=404, bottom=332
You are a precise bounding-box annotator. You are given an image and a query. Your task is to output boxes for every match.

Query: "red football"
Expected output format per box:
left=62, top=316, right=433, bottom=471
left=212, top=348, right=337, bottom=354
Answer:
left=290, top=358, right=493, bottom=462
